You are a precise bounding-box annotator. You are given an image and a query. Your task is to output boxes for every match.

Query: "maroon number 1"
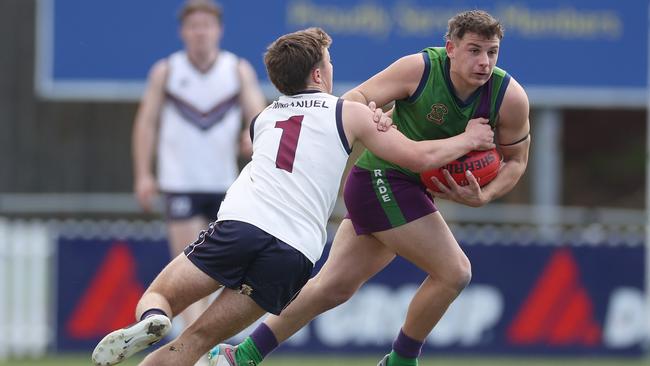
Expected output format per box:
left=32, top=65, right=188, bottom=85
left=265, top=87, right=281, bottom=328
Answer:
left=275, top=115, right=304, bottom=172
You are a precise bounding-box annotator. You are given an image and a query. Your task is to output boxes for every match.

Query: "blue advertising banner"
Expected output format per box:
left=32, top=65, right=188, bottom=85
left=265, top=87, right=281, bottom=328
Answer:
left=37, top=0, right=647, bottom=105
left=56, top=235, right=645, bottom=355
left=247, top=243, right=646, bottom=356
left=55, top=237, right=170, bottom=351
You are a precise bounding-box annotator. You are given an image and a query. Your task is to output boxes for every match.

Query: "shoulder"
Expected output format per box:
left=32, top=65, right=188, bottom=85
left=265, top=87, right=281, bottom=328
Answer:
left=367, top=52, right=426, bottom=80
left=392, top=53, right=426, bottom=74
left=496, top=76, right=530, bottom=140
left=165, top=51, right=186, bottom=67
left=219, top=50, right=245, bottom=68
left=341, top=100, right=368, bottom=124
left=341, top=99, right=370, bottom=117
left=492, top=65, right=507, bottom=78
left=147, top=58, right=170, bottom=85
left=339, top=99, right=372, bottom=146
left=423, top=47, right=446, bottom=59
left=376, top=53, right=427, bottom=98
left=228, top=52, right=258, bottom=83
left=341, top=100, right=374, bottom=132
left=500, top=76, right=529, bottom=117
left=236, top=57, right=256, bottom=75
left=219, top=50, right=240, bottom=69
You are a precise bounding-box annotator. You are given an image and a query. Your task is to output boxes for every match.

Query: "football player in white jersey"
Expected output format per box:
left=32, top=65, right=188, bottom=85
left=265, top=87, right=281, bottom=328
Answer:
left=131, top=0, right=266, bottom=340
left=93, top=27, right=494, bottom=366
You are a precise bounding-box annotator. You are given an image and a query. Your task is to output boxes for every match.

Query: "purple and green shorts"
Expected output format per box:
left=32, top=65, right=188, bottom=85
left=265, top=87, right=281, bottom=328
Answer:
left=344, top=166, right=438, bottom=235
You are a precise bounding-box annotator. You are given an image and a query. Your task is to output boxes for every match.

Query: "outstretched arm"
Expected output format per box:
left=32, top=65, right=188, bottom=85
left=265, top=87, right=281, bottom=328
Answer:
left=342, top=101, right=494, bottom=172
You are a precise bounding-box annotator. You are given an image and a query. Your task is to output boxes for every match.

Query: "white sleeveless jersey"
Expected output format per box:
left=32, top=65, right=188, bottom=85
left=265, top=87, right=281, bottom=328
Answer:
left=157, top=50, right=242, bottom=193
left=217, top=92, right=351, bottom=263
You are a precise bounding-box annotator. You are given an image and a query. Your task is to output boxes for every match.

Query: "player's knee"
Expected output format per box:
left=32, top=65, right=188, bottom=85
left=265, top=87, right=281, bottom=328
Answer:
left=313, top=279, right=356, bottom=308
left=448, top=255, right=472, bottom=293
left=327, top=287, right=357, bottom=306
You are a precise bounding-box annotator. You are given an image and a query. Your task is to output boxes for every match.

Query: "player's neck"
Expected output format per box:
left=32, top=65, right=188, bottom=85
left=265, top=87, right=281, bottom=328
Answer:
left=187, top=48, right=219, bottom=73
left=448, top=70, right=479, bottom=103
left=303, top=83, right=328, bottom=94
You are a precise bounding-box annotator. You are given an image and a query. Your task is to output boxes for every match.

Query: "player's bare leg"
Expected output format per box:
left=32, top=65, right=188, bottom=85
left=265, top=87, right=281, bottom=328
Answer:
left=168, top=218, right=213, bottom=326
left=92, top=254, right=221, bottom=365
left=372, top=211, right=471, bottom=365
left=268, top=219, right=395, bottom=342
left=267, top=212, right=468, bottom=344
left=215, top=214, right=468, bottom=366
left=136, top=253, right=222, bottom=320
left=140, top=287, right=266, bottom=366
left=217, top=219, right=395, bottom=365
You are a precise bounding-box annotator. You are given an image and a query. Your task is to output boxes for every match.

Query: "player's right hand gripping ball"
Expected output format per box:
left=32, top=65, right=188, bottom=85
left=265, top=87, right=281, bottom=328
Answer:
left=420, top=148, right=501, bottom=193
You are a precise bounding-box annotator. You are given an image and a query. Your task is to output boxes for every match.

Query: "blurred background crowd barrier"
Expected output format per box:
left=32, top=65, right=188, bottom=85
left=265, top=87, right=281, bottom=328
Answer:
left=0, top=0, right=648, bottom=361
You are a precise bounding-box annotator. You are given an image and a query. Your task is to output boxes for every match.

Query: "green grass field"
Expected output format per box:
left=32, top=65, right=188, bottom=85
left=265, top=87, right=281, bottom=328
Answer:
left=2, top=355, right=650, bottom=366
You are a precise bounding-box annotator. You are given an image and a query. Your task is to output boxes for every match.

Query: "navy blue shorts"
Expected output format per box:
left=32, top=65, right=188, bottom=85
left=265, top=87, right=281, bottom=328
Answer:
left=184, top=220, right=313, bottom=315
left=163, top=192, right=226, bottom=221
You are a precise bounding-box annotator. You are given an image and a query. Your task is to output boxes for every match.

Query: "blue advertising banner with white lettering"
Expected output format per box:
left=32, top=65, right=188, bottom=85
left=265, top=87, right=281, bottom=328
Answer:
left=37, top=0, right=647, bottom=104
left=263, top=243, right=645, bottom=356
left=56, top=233, right=644, bottom=355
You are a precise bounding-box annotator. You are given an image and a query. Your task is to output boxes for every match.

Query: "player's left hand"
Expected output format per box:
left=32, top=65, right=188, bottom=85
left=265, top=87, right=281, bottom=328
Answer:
left=368, top=101, right=394, bottom=132
left=427, top=170, right=489, bottom=207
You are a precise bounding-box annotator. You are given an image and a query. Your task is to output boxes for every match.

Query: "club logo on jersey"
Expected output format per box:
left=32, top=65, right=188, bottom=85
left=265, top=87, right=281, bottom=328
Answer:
left=426, top=103, right=448, bottom=125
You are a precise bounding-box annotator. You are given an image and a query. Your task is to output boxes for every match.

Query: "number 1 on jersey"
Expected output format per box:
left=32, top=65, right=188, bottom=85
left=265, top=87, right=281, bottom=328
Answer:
left=275, top=115, right=304, bottom=173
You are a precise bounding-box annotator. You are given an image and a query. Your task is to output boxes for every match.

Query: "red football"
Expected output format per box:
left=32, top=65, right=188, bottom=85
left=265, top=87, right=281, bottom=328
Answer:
left=420, top=148, right=501, bottom=193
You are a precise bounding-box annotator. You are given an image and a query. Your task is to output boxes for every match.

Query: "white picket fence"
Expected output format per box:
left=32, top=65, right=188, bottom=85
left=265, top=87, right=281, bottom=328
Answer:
left=0, top=219, right=51, bottom=360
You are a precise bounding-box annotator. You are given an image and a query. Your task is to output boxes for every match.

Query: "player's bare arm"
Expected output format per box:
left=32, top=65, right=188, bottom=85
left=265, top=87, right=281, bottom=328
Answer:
left=132, top=59, right=168, bottom=212
left=237, top=58, right=266, bottom=157
left=432, top=76, right=530, bottom=207
left=483, top=76, right=530, bottom=200
left=342, top=101, right=494, bottom=172
left=342, top=53, right=424, bottom=108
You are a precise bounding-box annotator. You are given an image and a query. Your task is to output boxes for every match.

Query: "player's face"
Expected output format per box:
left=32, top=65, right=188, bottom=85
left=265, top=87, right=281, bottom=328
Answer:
left=447, top=32, right=500, bottom=89
left=181, top=11, right=222, bottom=55
left=319, top=48, right=334, bottom=93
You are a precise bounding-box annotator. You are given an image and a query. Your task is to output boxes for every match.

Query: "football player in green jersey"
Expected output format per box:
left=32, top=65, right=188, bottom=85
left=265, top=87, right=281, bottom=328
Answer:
left=216, top=10, right=529, bottom=366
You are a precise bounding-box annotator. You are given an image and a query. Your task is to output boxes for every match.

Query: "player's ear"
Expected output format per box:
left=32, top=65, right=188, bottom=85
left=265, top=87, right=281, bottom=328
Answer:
left=445, top=40, right=455, bottom=59
left=312, top=67, right=322, bottom=84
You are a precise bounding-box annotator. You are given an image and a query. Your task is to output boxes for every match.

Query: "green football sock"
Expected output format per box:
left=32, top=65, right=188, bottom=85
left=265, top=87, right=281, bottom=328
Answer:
left=387, top=350, right=418, bottom=366
left=235, top=337, right=263, bottom=366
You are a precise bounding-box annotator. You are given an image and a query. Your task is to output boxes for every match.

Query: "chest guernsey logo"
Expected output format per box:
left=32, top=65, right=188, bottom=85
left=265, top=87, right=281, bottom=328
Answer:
left=426, top=103, right=448, bottom=125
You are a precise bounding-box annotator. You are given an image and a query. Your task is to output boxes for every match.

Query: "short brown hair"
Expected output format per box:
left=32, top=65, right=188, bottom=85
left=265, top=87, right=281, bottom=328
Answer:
left=446, top=10, right=504, bottom=41
left=264, top=27, right=332, bottom=95
left=178, top=0, right=222, bottom=24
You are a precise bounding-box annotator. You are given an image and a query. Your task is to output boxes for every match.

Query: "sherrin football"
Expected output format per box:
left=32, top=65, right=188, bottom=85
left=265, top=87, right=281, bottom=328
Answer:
left=420, top=148, right=501, bottom=193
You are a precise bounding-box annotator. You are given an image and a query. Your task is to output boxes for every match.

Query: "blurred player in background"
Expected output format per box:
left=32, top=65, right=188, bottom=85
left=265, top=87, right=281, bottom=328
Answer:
left=215, top=10, right=530, bottom=366
left=92, top=27, right=495, bottom=366
left=131, top=0, right=265, bottom=348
